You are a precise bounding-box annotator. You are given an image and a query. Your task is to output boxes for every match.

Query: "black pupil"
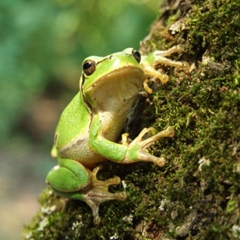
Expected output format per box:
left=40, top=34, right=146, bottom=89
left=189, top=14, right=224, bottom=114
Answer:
left=135, top=51, right=140, bottom=59
left=83, top=61, right=93, bottom=70
left=133, top=50, right=141, bottom=63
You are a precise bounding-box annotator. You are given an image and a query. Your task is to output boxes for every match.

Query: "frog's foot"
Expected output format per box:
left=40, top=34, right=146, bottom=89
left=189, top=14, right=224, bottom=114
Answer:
left=153, top=45, right=190, bottom=72
left=142, top=45, right=190, bottom=93
left=81, top=165, right=127, bottom=225
left=125, top=126, right=175, bottom=167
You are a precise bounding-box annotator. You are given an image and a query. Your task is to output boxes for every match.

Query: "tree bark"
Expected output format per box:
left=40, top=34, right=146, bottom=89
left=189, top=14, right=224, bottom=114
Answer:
left=23, top=0, right=240, bottom=239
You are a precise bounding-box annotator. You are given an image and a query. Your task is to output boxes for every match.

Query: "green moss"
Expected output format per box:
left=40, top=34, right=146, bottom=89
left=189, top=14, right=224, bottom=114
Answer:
left=23, top=188, right=65, bottom=239
left=23, top=0, right=240, bottom=239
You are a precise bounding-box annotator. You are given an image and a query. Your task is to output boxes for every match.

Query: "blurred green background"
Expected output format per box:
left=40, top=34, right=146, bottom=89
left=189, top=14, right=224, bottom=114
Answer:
left=0, top=0, right=160, bottom=239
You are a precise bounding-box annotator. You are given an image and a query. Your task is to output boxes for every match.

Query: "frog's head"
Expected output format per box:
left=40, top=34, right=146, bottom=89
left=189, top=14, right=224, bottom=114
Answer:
left=80, top=48, right=146, bottom=110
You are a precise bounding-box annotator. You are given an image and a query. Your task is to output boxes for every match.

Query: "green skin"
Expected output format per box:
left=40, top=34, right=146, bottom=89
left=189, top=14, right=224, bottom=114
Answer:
left=47, top=47, right=189, bottom=224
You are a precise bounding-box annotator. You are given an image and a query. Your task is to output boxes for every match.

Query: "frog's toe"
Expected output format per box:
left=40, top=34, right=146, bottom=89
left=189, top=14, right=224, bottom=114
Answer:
left=125, top=126, right=175, bottom=166
left=82, top=166, right=127, bottom=224
left=138, top=151, right=166, bottom=167
left=139, top=126, right=175, bottom=148
left=88, top=190, right=127, bottom=225
left=154, top=156, right=166, bottom=167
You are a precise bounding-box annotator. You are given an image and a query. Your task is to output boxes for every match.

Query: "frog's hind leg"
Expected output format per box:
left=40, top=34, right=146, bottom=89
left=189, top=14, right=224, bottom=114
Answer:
left=47, top=161, right=126, bottom=225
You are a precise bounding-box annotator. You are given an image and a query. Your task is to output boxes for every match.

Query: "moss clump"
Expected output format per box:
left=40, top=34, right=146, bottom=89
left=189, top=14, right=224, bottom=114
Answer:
left=23, top=188, right=65, bottom=239
left=23, top=0, right=240, bottom=239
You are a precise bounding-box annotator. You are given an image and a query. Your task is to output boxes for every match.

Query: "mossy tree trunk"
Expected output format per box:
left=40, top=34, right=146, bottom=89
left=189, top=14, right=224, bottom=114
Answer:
left=23, top=0, right=240, bottom=239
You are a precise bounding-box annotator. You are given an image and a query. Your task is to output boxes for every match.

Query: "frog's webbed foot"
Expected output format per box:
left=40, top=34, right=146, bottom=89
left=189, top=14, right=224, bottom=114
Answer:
left=124, top=126, right=175, bottom=167
left=81, top=165, right=127, bottom=225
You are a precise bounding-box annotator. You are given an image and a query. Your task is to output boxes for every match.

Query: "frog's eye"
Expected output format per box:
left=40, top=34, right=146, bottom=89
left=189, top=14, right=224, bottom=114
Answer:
left=83, top=60, right=96, bottom=76
left=132, top=49, right=141, bottom=63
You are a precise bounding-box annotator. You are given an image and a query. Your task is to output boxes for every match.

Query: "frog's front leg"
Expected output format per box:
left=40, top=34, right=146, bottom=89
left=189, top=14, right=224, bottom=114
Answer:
left=46, top=160, right=127, bottom=225
left=141, top=45, right=190, bottom=87
left=90, top=115, right=175, bottom=166
left=124, top=126, right=175, bottom=166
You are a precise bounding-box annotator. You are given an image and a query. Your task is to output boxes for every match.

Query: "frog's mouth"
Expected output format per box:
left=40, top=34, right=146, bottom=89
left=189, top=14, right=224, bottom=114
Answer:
left=84, top=66, right=145, bottom=110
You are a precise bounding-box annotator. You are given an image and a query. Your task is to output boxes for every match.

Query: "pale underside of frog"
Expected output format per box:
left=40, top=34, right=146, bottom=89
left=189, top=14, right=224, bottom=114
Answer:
left=46, top=46, right=189, bottom=224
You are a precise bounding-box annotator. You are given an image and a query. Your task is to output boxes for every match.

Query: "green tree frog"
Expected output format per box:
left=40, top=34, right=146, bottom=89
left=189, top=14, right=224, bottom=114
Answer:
left=47, top=46, right=189, bottom=224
